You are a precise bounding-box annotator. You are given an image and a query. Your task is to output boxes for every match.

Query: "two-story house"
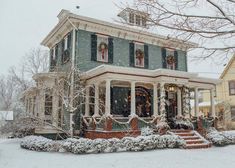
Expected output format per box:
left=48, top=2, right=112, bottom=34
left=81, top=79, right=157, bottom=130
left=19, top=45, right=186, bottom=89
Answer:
left=199, top=56, right=235, bottom=130
left=22, top=9, right=220, bottom=138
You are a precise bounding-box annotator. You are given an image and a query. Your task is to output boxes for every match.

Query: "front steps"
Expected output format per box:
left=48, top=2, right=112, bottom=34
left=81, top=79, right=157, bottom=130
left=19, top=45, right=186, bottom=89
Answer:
left=170, top=129, right=211, bottom=149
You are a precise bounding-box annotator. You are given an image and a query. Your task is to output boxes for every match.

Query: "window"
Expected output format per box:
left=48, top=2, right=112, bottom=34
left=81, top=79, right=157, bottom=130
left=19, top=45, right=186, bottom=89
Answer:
left=135, top=43, right=144, bottom=67
left=129, top=12, right=135, bottom=24
left=142, top=16, right=147, bottom=27
left=97, top=35, right=109, bottom=62
left=229, top=81, right=235, bottom=95
left=44, top=89, right=53, bottom=116
left=136, top=15, right=141, bottom=25
left=231, top=107, right=235, bottom=121
left=166, top=49, right=176, bottom=70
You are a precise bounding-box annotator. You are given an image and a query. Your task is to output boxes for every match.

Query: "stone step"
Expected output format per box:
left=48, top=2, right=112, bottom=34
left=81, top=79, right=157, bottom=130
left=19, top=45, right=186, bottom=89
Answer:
left=185, top=143, right=211, bottom=149
left=174, top=132, right=195, bottom=137
left=185, top=139, right=204, bottom=144
left=170, top=129, right=192, bottom=133
left=181, top=136, right=200, bottom=140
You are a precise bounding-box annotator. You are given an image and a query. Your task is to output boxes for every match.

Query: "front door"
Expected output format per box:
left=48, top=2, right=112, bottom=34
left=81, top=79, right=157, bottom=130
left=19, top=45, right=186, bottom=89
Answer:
left=166, top=91, right=177, bottom=127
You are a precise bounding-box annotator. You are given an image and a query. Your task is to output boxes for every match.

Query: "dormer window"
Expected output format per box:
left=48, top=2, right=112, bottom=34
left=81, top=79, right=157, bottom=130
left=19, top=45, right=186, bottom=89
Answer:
left=118, top=8, right=149, bottom=27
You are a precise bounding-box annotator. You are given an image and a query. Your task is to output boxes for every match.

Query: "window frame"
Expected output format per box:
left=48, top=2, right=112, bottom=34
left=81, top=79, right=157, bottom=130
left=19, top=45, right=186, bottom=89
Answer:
left=96, top=34, right=109, bottom=63
left=231, top=106, right=235, bottom=121
left=134, top=42, right=145, bottom=68
left=229, top=80, right=235, bottom=96
left=166, top=49, right=176, bottom=70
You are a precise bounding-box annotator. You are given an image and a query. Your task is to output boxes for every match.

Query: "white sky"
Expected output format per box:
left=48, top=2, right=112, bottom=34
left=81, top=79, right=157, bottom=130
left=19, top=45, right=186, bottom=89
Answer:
left=0, top=0, right=230, bottom=78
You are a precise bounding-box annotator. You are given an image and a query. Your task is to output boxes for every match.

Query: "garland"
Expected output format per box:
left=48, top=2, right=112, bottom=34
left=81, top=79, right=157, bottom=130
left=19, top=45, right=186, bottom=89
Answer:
left=182, top=86, right=190, bottom=116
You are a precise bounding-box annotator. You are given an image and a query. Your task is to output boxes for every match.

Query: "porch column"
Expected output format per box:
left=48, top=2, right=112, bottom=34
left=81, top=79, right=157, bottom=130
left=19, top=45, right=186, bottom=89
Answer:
left=159, top=82, right=166, bottom=116
left=153, top=83, right=158, bottom=116
left=131, top=81, right=136, bottom=115
left=85, top=86, right=90, bottom=117
left=177, top=87, right=182, bottom=116
left=194, top=87, right=199, bottom=117
left=210, top=88, right=216, bottom=118
left=105, top=79, right=111, bottom=116
left=94, top=83, right=100, bottom=117
left=52, top=89, right=59, bottom=127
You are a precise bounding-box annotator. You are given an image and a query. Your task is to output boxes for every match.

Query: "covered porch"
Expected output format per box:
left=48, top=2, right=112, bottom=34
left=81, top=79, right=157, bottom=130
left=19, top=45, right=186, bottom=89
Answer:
left=81, top=65, right=220, bottom=138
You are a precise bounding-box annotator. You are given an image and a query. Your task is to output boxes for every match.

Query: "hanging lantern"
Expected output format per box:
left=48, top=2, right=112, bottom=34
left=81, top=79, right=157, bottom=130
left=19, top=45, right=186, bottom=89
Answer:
left=167, top=84, right=177, bottom=92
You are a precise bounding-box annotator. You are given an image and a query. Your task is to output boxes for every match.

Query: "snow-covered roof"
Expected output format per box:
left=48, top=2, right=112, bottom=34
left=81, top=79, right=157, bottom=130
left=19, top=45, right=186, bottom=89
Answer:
left=0, top=111, right=13, bottom=121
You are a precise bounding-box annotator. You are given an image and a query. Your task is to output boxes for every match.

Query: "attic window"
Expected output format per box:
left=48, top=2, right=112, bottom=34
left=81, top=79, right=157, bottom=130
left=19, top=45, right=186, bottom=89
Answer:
left=118, top=8, right=148, bottom=27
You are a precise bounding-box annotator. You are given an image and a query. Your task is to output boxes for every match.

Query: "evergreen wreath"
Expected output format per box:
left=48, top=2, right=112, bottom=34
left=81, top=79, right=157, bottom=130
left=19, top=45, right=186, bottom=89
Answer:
left=98, top=42, right=108, bottom=52
left=166, top=55, right=175, bottom=65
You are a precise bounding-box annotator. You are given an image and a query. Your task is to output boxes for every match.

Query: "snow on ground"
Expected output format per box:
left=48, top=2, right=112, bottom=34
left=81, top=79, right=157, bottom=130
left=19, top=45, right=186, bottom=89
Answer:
left=0, top=138, right=235, bottom=168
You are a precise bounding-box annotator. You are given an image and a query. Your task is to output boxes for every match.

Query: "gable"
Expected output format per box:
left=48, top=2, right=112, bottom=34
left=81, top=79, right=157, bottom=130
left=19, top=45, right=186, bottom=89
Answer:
left=220, top=56, right=235, bottom=79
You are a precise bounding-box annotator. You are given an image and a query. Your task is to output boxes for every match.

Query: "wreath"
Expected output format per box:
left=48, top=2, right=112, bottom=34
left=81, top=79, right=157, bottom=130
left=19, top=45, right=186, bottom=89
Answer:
left=135, top=49, right=144, bottom=58
left=166, top=55, right=175, bottom=65
left=98, top=42, right=108, bottom=52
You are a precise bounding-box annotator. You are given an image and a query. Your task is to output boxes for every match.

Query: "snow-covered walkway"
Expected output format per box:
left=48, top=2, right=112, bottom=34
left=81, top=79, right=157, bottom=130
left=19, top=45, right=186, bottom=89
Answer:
left=0, top=139, right=235, bottom=168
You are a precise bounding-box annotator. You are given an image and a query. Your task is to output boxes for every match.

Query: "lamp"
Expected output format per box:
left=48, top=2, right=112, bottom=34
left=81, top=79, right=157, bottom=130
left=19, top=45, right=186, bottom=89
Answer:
left=167, top=84, right=176, bottom=92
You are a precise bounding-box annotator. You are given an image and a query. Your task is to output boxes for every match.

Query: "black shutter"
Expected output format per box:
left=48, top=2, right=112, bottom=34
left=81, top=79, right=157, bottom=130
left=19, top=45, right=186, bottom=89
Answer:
left=161, top=48, right=167, bottom=68
left=91, top=34, right=97, bottom=61
left=129, top=42, right=135, bottom=67
left=144, top=44, right=149, bottom=69
left=55, top=44, right=58, bottom=61
left=61, top=39, right=65, bottom=64
left=67, top=32, right=72, bottom=50
left=108, top=37, right=113, bottom=64
left=174, top=50, right=178, bottom=70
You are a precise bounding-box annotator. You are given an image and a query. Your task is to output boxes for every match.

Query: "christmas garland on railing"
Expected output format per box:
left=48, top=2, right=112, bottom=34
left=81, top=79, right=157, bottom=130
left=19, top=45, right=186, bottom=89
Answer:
left=182, top=86, right=190, bottom=116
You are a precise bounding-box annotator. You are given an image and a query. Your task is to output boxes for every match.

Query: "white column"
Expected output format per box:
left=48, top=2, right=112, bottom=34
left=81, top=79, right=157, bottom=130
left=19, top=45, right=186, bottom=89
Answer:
left=159, top=82, right=165, bottom=116
left=85, top=86, right=90, bottom=117
left=210, top=88, right=216, bottom=117
left=194, top=87, right=199, bottom=117
left=52, top=90, right=59, bottom=127
left=153, top=83, right=158, bottom=116
left=105, top=80, right=111, bottom=116
left=94, top=83, right=100, bottom=117
left=131, top=81, right=136, bottom=115
left=177, top=87, right=182, bottom=116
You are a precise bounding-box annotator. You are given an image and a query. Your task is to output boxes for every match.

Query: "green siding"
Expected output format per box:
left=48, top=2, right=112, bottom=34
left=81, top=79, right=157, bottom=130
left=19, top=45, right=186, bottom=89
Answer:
left=74, top=29, right=188, bottom=72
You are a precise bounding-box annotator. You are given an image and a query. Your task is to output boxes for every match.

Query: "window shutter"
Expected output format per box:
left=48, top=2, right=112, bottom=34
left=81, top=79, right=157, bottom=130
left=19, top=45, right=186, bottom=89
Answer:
left=67, top=32, right=72, bottom=50
left=174, top=50, right=178, bottom=70
left=161, top=48, right=167, bottom=68
left=55, top=44, right=58, bottom=61
left=108, top=37, right=113, bottom=64
left=91, top=34, right=97, bottom=61
left=144, top=44, right=149, bottom=69
left=61, top=39, right=65, bottom=64
left=129, top=42, right=135, bottom=67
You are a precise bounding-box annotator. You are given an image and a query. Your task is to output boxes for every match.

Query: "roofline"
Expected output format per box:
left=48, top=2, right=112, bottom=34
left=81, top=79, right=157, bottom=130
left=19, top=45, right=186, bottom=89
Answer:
left=41, top=9, right=198, bottom=48
left=220, top=55, right=235, bottom=79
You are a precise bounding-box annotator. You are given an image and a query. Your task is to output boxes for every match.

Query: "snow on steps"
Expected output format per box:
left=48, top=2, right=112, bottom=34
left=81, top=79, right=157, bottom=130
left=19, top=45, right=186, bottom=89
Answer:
left=170, top=129, right=211, bottom=149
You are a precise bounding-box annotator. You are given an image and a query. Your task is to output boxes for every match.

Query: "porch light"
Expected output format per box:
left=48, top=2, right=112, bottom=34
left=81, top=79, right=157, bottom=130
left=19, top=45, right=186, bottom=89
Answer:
left=168, top=85, right=176, bottom=92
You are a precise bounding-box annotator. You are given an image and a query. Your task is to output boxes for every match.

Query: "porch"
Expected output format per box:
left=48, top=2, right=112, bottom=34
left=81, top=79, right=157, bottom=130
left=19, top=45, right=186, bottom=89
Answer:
left=81, top=65, right=220, bottom=138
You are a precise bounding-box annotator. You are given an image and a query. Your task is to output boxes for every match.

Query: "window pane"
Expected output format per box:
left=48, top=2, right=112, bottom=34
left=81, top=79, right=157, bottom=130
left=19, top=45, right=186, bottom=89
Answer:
left=136, top=15, right=141, bottom=25
left=135, top=43, right=144, bottom=67
left=231, top=107, right=235, bottom=121
left=129, top=13, right=134, bottom=24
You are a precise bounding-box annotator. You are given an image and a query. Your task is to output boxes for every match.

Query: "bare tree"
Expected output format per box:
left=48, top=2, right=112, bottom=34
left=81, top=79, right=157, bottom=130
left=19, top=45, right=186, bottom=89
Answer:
left=0, top=75, right=17, bottom=110
left=124, top=0, right=235, bottom=61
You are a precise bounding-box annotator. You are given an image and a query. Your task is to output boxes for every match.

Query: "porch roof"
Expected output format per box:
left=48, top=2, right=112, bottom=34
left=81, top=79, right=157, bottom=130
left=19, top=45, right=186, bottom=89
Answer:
left=81, top=65, right=221, bottom=89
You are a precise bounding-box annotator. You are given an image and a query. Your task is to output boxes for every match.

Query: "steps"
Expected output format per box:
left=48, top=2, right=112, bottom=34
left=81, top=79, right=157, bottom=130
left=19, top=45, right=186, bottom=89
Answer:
left=170, top=129, right=211, bottom=149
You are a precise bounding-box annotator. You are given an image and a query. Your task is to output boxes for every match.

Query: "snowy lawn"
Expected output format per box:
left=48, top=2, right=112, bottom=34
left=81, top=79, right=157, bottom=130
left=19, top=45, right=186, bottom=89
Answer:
left=1, top=138, right=235, bottom=168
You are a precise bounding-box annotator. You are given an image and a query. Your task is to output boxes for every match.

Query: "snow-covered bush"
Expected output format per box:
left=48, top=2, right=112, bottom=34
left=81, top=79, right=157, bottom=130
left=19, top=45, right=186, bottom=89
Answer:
left=20, top=136, right=62, bottom=152
left=21, top=134, right=185, bottom=154
left=173, top=118, right=194, bottom=130
left=141, top=127, right=154, bottom=136
left=206, top=128, right=235, bottom=146
left=155, top=121, right=170, bottom=135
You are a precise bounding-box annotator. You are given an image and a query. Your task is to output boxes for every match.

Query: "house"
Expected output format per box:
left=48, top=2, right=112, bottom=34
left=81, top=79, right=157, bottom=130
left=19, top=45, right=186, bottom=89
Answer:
left=199, top=56, right=235, bottom=130
left=0, top=111, right=14, bottom=127
left=22, top=9, right=220, bottom=139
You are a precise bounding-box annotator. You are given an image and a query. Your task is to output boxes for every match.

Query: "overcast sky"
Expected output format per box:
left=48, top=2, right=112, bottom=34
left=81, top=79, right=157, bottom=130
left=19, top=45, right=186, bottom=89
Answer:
left=0, top=0, right=229, bottom=78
